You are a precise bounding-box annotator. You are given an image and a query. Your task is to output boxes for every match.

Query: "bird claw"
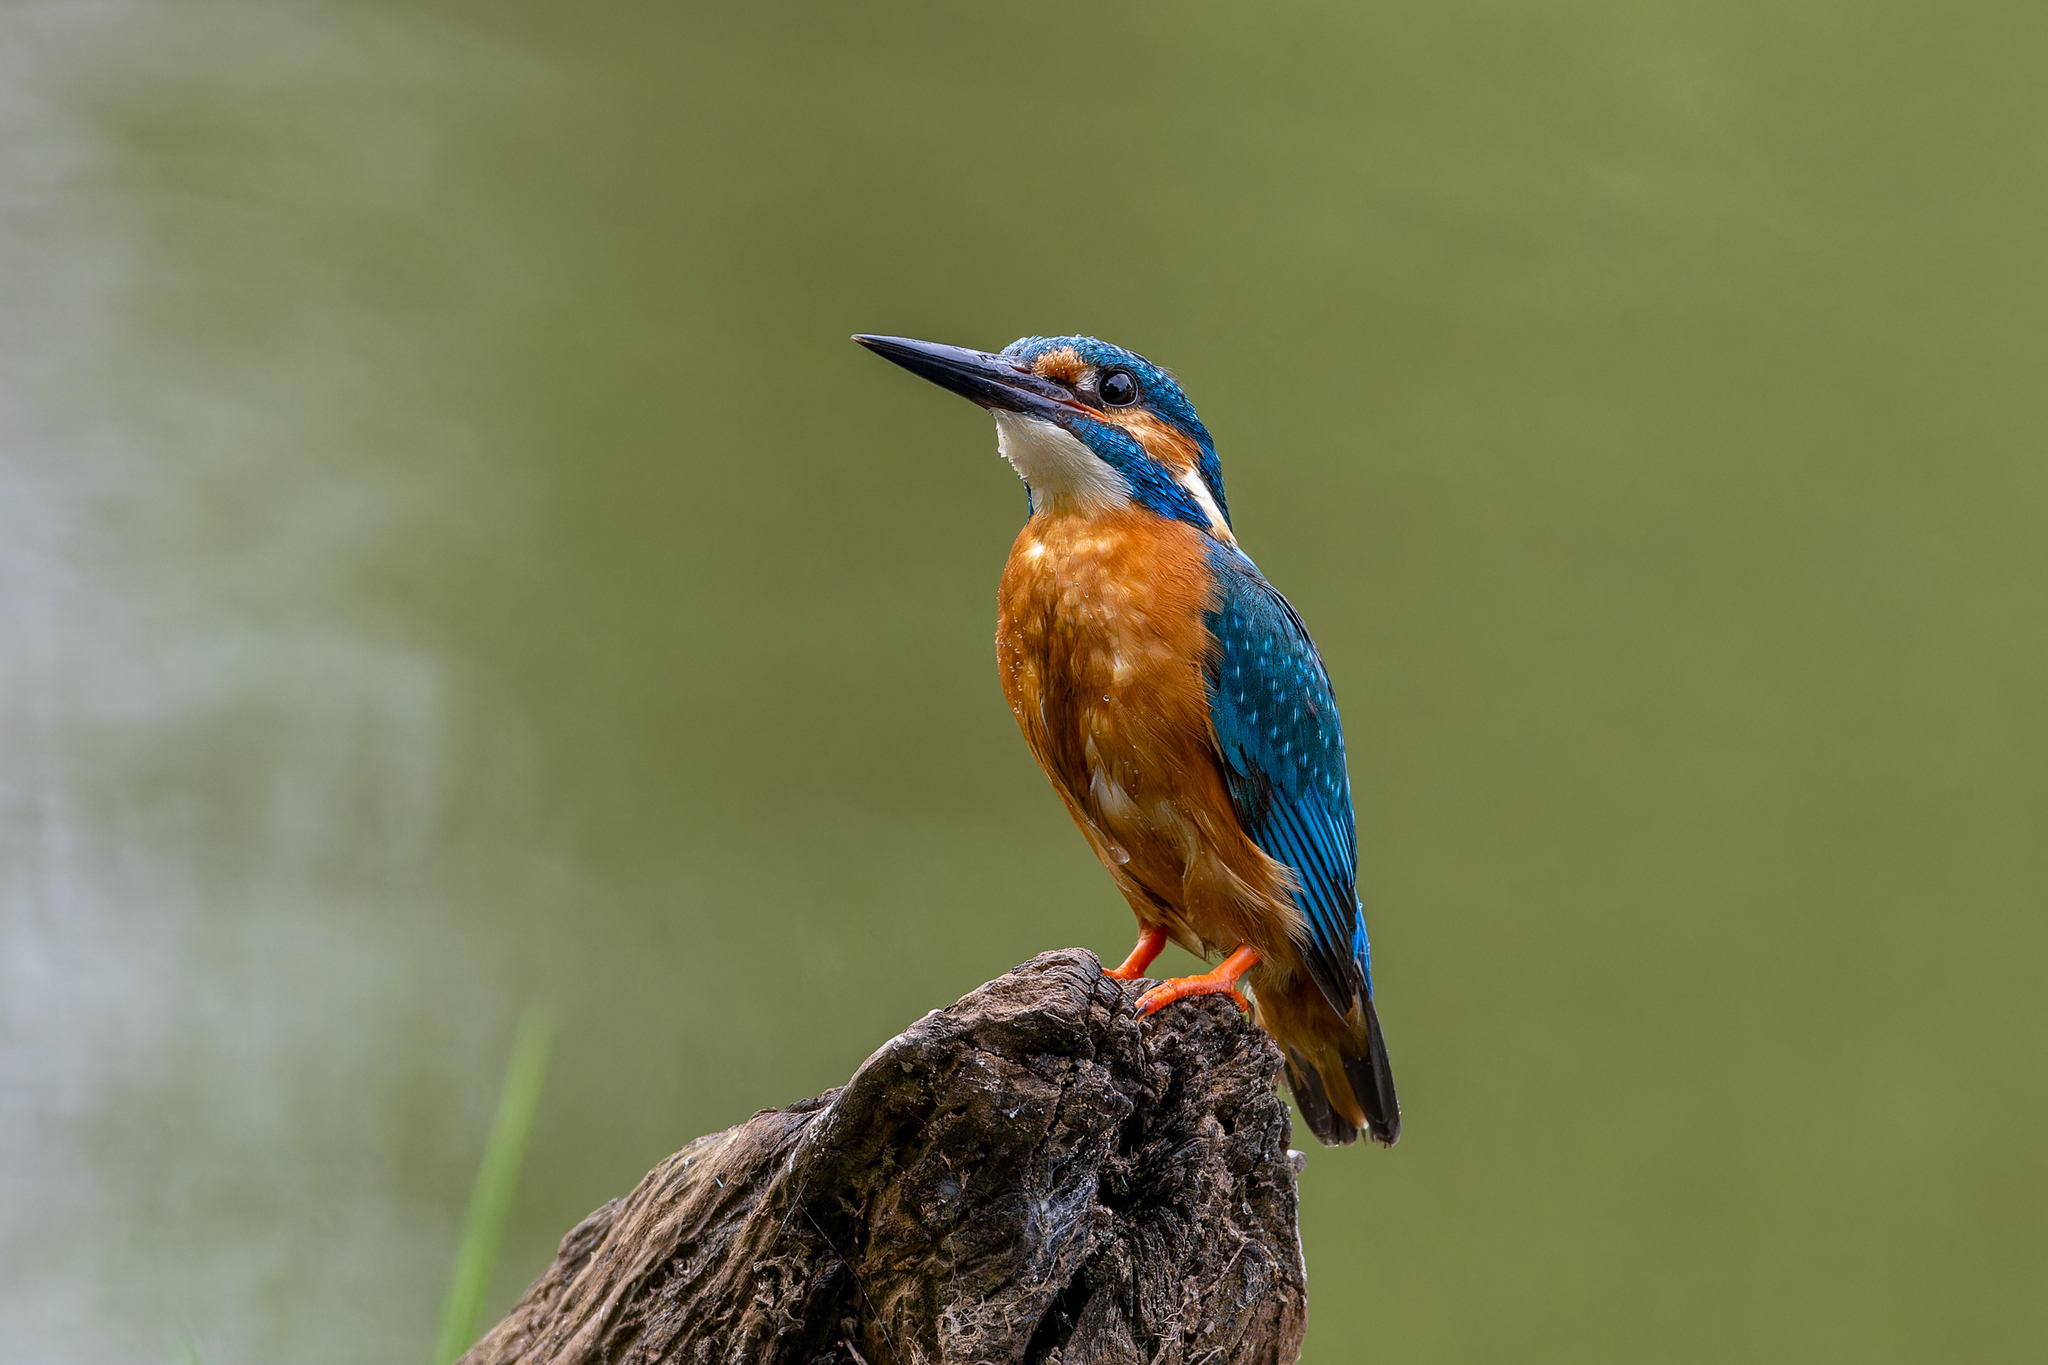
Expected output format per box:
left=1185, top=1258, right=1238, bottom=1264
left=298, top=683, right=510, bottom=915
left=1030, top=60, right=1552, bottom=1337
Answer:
left=1134, top=978, right=1251, bottom=1016
left=1130, top=944, right=1261, bottom=1018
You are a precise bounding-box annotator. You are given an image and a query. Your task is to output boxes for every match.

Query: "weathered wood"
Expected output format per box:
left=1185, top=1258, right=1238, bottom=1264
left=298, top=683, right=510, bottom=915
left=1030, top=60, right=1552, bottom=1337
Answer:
left=464, top=948, right=1308, bottom=1365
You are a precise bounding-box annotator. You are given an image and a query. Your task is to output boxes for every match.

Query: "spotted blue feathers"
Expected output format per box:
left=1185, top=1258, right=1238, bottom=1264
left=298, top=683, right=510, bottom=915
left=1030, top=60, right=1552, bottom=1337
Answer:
left=1202, top=541, right=1371, bottom=1016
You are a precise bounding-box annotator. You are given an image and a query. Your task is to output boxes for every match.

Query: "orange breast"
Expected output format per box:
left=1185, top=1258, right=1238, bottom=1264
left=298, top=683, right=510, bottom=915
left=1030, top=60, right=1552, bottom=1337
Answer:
left=995, top=507, right=1306, bottom=967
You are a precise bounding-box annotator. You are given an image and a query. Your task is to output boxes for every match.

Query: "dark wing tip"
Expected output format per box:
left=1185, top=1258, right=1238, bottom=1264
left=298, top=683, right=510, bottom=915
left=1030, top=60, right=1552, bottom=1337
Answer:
left=1348, top=993, right=1401, bottom=1146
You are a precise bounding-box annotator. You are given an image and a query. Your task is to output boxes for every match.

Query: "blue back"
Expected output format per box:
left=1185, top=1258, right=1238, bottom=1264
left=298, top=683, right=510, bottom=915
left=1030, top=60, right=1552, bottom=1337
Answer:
left=1202, top=541, right=1371, bottom=1013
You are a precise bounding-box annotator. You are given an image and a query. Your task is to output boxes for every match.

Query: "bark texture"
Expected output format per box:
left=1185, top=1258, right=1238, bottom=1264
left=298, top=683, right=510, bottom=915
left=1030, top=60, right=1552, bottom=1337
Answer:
left=463, top=948, right=1308, bottom=1365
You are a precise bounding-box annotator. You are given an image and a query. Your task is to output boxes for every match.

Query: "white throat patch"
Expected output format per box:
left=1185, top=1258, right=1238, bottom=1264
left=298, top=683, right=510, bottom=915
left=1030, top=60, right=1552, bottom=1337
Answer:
left=992, top=411, right=1131, bottom=515
left=1173, top=467, right=1234, bottom=541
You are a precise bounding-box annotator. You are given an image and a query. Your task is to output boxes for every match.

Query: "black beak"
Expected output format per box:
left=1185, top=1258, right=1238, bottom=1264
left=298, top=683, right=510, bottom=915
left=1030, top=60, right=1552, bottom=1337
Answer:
left=852, top=335, right=1081, bottom=420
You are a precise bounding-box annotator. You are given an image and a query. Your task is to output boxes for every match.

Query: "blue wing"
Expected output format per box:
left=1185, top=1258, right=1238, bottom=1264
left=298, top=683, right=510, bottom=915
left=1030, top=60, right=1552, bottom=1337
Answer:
left=1202, top=542, right=1372, bottom=1014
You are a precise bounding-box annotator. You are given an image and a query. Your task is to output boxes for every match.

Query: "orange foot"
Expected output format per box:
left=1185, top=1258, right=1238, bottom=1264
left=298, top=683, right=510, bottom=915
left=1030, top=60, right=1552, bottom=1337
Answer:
left=1104, top=926, right=1169, bottom=981
left=1134, top=945, right=1261, bottom=1017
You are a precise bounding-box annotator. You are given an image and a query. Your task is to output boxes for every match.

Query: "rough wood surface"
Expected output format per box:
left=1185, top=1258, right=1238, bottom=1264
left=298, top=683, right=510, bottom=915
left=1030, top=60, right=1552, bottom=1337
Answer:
left=463, top=948, right=1309, bottom=1365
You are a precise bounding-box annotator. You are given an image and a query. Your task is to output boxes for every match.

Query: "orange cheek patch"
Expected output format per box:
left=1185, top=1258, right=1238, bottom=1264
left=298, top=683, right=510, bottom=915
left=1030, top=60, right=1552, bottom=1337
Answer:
left=1104, top=410, right=1203, bottom=473
left=1030, top=347, right=1088, bottom=385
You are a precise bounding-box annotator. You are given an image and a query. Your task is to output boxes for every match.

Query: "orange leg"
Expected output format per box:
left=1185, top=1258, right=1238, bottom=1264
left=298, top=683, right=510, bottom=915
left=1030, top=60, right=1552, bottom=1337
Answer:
left=1104, top=925, right=1169, bottom=981
left=1134, top=945, right=1261, bottom=1017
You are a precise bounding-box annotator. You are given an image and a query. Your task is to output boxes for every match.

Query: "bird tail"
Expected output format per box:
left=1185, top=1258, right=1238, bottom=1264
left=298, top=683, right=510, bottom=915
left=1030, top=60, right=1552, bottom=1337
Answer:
left=1269, top=985, right=1400, bottom=1147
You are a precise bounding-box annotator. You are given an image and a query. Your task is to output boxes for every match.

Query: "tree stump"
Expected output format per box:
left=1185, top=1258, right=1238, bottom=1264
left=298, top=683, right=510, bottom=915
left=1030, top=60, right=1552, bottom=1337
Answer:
left=463, top=948, right=1309, bottom=1365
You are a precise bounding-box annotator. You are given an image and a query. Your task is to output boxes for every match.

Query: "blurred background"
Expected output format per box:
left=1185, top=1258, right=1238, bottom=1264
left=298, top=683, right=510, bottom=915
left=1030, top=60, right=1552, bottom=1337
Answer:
left=3, top=2, right=2043, bottom=1361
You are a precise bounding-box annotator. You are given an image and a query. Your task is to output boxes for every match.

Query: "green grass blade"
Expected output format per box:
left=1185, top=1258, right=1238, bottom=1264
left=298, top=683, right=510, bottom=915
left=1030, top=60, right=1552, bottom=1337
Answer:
left=434, top=1006, right=554, bottom=1365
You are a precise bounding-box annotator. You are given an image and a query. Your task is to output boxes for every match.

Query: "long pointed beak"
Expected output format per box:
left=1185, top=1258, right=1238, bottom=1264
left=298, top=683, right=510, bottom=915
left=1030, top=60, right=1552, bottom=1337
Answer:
left=852, top=335, right=1082, bottom=420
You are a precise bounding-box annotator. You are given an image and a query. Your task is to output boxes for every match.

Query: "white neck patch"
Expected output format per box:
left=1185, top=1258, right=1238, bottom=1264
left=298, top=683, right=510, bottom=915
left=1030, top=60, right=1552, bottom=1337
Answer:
left=1173, top=467, right=1235, bottom=542
left=993, top=411, right=1131, bottom=516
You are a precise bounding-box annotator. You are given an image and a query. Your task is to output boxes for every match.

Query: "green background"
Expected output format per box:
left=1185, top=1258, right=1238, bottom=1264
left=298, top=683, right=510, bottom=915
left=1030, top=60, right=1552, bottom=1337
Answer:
left=4, top=2, right=2043, bottom=1361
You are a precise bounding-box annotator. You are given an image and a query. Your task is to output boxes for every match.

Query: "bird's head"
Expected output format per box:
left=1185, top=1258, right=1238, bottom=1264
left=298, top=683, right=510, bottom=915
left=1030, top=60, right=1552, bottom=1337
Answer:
left=854, top=333, right=1232, bottom=539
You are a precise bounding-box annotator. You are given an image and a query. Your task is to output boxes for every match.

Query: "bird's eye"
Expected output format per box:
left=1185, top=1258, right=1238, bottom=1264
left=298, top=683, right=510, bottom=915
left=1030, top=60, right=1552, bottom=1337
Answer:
left=1099, top=369, right=1138, bottom=407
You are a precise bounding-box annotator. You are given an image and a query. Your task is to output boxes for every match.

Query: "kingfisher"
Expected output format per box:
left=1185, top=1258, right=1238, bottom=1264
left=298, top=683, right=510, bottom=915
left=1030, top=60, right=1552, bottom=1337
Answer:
left=853, top=333, right=1399, bottom=1147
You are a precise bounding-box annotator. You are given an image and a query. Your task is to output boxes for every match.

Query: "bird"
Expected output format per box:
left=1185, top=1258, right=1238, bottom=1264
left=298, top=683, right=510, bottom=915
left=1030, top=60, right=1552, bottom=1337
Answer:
left=853, top=332, right=1399, bottom=1147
